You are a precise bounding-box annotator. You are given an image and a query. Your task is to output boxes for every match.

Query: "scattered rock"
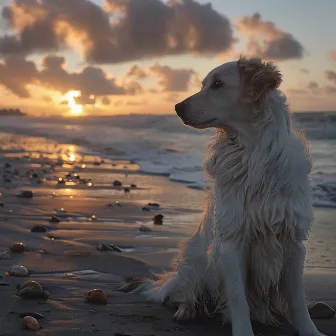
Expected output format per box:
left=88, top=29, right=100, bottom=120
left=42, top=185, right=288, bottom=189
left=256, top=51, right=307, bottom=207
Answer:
left=93, top=161, right=101, bottom=166
left=107, top=203, right=113, bottom=208
left=23, top=316, right=40, bottom=330
left=308, top=302, right=335, bottom=319
left=130, top=184, right=137, bottom=188
left=9, top=243, right=25, bottom=253
left=97, top=242, right=122, bottom=253
left=139, top=225, right=152, bottom=232
left=18, top=288, right=50, bottom=300
left=116, top=201, right=121, bottom=206
left=148, top=202, right=160, bottom=207
left=19, top=312, right=44, bottom=320
left=31, top=225, right=47, bottom=233
left=0, top=202, right=4, bottom=207
left=0, top=282, right=10, bottom=286
left=8, top=265, right=29, bottom=277
left=153, top=214, right=164, bottom=225
left=124, top=187, right=130, bottom=193
left=142, top=207, right=150, bottom=212
left=113, top=180, right=122, bottom=187
left=17, top=190, right=34, bottom=198
left=49, top=216, right=60, bottom=223
left=0, top=252, right=11, bottom=260
left=20, top=280, right=42, bottom=291
left=87, top=289, right=108, bottom=305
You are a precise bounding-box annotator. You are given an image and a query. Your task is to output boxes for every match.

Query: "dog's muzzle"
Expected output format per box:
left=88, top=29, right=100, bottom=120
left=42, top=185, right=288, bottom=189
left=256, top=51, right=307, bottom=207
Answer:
left=175, top=101, right=187, bottom=119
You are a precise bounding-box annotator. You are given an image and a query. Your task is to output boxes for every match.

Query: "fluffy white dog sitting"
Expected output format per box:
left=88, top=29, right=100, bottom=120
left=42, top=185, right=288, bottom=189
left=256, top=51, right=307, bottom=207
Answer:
left=119, top=57, right=324, bottom=336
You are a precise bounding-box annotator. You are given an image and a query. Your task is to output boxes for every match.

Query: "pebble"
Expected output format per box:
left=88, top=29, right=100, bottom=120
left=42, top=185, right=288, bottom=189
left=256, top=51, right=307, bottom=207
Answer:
left=139, top=225, right=152, bottom=232
left=153, top=214, right=164, bottom=225
left=20, top=280, right=42, bottom=291
left=23, top=316, right=40, bottom=330
left=17, top=190, right=34, bottom=198
left=31, top=225, right=47, bottom=233
left=87, top=289, right=108, bottom=305
left=9, top=243, right=25, bottom=253
left=19, top=312, right=44, bottom=320
left=49, top=216, right=61, bottom=223
left=8, top=265, right=29, bottom=277
left=97, top=242, right=122, bottom=253
left=124, top=187, right=130, bottom=193
left=18, top=288, right=50, bottom=300
left=113, top=180, right=122, bottom=187
left=308, top=302, right=335, bottom=319
left=142, top=207, right=150, bottom=212
left=0, top=252, right=11, bottom=260
left=0, top=282, right=10, bottom=286
left=130, top=184, right=137, bottom=188
left=148, top=202, right=160, bottom=207
left=0, top=202, right=4, bottom=207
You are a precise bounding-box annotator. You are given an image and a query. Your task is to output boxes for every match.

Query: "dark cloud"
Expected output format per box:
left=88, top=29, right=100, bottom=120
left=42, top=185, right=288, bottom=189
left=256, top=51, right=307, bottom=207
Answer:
left=307, top=81, right=319, bottom=89
left=325, top=70, right=336, bottom=84
left=127, top=63, right=198, bottom=91
left=0, top=0, right=235, bottom=63
left=0, top=54, right=142, bottom=98
left=100, top=96, right=111, bottom=105
left=237, top=13, right=304, bottom=61
left=0, top=56, right=38, bottom=97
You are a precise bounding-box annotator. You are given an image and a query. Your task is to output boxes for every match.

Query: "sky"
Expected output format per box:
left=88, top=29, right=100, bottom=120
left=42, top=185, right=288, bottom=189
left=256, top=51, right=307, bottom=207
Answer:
left=0, top=0, right=335, bottom=116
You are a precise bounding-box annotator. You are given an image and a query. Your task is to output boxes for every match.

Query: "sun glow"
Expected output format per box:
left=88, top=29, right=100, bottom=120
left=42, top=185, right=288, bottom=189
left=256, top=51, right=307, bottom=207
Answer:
left=64, top=90, right=83, bottom=116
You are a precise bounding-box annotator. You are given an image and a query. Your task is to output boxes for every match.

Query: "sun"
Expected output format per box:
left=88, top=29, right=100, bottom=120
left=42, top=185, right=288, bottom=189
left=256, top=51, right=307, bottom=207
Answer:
left=63, top=90, right=84, bottom=116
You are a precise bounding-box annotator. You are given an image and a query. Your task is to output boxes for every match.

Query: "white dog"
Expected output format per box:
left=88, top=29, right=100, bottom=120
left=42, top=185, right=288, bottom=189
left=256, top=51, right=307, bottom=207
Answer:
left=119, top=57, right=324, bottom=336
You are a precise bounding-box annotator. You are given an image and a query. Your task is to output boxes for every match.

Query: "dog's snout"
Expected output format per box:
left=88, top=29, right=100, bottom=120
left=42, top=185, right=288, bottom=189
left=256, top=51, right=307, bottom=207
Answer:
left=175, top=101, right=187, bottom=117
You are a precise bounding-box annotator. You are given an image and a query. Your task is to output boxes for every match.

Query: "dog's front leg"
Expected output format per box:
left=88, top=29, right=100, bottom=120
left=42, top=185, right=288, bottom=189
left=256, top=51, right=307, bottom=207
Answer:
left=215, top=240, right=254, bottom=336
left=284, top=241, right=325, bottom=336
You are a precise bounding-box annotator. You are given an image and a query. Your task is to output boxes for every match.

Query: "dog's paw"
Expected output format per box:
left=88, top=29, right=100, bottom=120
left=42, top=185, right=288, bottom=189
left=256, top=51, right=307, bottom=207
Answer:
left=117, top=277, right=148, bottom=293
left=173, top=303, right=196, bottom=324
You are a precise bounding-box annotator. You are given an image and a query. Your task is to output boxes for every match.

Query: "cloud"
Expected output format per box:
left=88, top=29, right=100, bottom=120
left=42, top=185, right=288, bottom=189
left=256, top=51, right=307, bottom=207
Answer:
left=330, top=50, right=336, bottom=62
left=301, top=68, right=309, bottom=74
left=100, top=96, right=111, bottom=105
left=0, top=56, right=38, bottom=97
left=1, top=0, right=235, bottom=63
left=307, top=81, right=319, bottom=89
left=127, top=63, right=198, bottom=91
left=0, top=54, right=142, bottom=98
left=236, top=13, right=304, bottom=61
left=325, top=70, right=336, bottom=84
left=285, top=88, right=308, bottom=95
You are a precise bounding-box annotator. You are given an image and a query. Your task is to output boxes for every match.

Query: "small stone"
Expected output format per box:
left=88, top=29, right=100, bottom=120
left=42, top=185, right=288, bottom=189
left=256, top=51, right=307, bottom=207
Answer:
left=18, top=288, right=50, bottom=300
left=20, top=280, right=42, bottom=291
left=140, top=225, right=152, bottom=232
left=107, top=203, right=113, bottom=208
left=124, top=187, right=130, bottom=193
left=148, top=202, right=160, bottom=207
left=87, top=289, right=108, bottom=305
left=49, top=216, right=60, bottom=223
left=8, top=265, right=29, bottom=277
left=116, top=201, right=121, bottom=206
left=97, top=242, right=122, bottom=253
left=130, top=184, right=137, bottom=188
left=23, top=316, right=40, bottom=330
left=9, top=243, right=25, bottom=253
left=153, top=214, right=164, bottom=225
left=19, top=312, right=44, bottom=320
left=142, top=207, right=150, bottom=212
left=113, top=180, right=122, bottom=187
left=0, top=252, right=11, bottom=260
left=17, top=190, right=34, bottom=198
left=308, top=302, right=335, bottom=319
left=31, top=225, right=47, bottom=233
left=0, top=282, right=10, bottom=286
left=0, top=202, right=4, bottom=207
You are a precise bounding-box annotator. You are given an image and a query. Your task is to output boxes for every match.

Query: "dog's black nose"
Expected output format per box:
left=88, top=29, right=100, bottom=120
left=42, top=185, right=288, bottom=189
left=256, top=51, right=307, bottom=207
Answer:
left=175, top=101, right=186, bottom=117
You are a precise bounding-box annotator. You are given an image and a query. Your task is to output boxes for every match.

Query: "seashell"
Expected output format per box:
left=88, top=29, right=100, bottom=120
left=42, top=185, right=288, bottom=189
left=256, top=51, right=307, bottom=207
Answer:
left=8, top=265, right=29, bottom=277
left=86, top=289, right=108, bottom=305
left=19, top=312, right=44, bottom=320
left=9, top=242, right=25, bottom=253
left=23, top=316, right=40, bottom=330
left=308, top=302, right=335, bottom=319
left=18, top=288, right=50, bottom=300
left=0, top=252, right=11, bottom=260
left=20, top=280, right=42, bottom=291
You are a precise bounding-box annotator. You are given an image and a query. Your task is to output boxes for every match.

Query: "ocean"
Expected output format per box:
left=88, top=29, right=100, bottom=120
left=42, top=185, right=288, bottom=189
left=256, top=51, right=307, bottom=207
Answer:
left=1, top=112, right=336, bottom=208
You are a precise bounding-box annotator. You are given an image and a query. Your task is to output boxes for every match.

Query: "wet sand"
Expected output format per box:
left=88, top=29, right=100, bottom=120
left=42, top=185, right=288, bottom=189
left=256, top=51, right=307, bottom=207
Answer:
left=0, top=133, right=335, bottom=335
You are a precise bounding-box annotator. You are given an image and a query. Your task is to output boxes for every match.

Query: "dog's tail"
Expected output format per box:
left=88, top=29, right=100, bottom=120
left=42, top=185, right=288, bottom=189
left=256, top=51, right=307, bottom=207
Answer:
left=118, top=271, right=179, bottom=304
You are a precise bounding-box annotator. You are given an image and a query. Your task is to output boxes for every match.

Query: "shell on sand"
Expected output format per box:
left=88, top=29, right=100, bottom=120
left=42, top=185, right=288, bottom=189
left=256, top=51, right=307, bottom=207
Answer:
left=0, top=252, right=11, bottom=260
left=20, top=280, right=42, bottom=291
left=8, top=265, right=29, bottom=277
left=23, top=316, right=40, bottom=330
left=86, top=289, right=108, bottom=305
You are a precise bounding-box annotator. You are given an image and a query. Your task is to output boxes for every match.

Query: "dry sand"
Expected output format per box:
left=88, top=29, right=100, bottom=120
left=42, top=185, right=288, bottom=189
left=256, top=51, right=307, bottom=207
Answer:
left=0, top=133, right=335, bottom=335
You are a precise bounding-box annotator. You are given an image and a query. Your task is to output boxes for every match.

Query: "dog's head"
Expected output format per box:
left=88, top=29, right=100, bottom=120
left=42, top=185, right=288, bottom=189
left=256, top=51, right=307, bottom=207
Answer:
left=175, top=57, right=282, bottom=129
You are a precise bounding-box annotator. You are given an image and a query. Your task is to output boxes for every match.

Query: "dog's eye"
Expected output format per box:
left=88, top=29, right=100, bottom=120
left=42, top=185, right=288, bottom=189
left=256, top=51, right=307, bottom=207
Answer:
left=211, top=80, right=223, bottom=89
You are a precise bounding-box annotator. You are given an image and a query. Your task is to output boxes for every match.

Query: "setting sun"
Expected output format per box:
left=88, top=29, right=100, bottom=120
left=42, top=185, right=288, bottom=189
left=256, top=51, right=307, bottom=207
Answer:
left=63, top=90, right=83, bottom=116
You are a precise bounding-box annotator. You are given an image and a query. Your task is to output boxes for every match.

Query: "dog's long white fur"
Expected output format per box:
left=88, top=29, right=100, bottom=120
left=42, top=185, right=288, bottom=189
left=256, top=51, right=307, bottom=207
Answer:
left=125, top=62, right=322, bottom=336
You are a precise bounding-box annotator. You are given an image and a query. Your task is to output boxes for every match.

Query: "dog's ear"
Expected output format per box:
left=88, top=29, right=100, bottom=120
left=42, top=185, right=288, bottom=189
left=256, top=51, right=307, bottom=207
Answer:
left=237, top=56, right=282, bottom=104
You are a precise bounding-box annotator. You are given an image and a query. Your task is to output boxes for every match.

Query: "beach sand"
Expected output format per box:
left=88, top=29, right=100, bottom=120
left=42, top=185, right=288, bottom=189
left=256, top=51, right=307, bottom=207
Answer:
left=0, top=133, right=335, bottom=335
